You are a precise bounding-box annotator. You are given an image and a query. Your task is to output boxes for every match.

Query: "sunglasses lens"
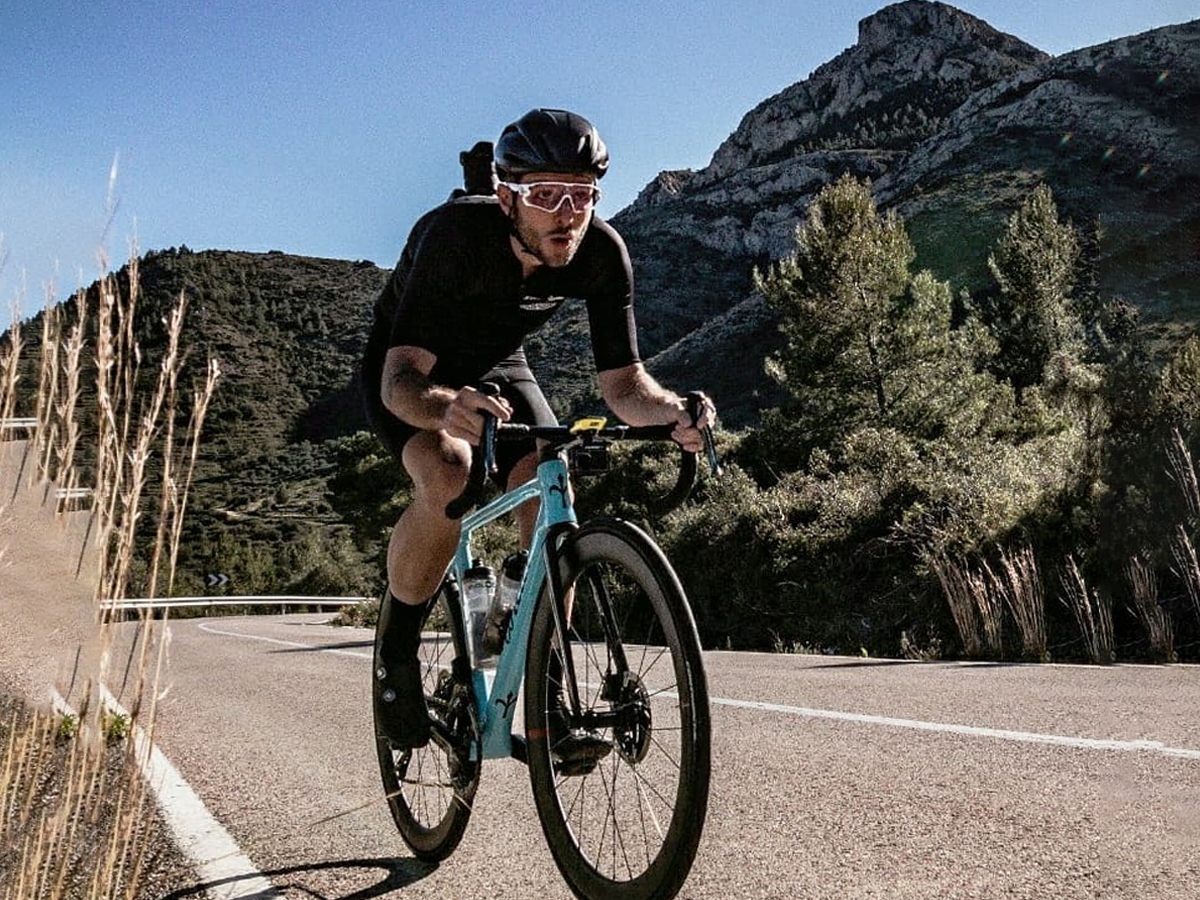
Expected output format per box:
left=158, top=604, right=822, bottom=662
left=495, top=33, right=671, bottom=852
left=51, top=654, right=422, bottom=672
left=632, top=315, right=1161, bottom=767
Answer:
left=520, top=183, right=599, bottom=212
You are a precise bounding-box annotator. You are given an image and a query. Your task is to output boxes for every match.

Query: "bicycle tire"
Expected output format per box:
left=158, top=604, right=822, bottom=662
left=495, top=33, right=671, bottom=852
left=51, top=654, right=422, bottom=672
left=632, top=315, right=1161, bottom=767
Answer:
left=525, top=518, right=711, bottom=900
left=375, top=580, right=480, bottom=861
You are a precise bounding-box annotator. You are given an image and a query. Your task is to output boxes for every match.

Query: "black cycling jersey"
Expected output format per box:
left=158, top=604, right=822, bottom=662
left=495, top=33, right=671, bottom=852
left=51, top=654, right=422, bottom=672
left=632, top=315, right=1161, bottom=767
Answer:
left=372, top=195, right=640, bottom=387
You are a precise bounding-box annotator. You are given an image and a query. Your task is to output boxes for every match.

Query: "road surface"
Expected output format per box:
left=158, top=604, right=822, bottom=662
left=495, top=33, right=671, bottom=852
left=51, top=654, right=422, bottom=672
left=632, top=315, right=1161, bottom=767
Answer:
left=118, top=613, right=1200, bottom=900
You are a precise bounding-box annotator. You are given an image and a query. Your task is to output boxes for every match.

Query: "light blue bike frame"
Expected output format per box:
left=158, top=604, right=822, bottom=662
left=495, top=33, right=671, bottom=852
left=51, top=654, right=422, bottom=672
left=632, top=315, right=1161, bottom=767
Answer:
left=451, top=451, right=576, bottom=761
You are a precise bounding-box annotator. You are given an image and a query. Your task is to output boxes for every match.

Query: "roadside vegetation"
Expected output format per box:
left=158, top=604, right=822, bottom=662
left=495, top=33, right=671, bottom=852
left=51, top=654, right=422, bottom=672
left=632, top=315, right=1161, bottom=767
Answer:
left=0, top=248, right=215, bottom=898
left=6, top=177, right=1200, bottom=667
left=331, top=177, right=1200, bottom=665
left=643, top=177, right=1200, bottom=661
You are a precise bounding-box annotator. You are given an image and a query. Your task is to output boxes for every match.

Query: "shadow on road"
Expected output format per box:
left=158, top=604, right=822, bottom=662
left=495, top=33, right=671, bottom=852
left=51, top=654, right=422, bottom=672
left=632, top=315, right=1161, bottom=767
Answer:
left=269, top=639, right=375, bottom=654
left=162, top=856, right=436, bottom=899
left=809, top=658, right=1027, bottom=670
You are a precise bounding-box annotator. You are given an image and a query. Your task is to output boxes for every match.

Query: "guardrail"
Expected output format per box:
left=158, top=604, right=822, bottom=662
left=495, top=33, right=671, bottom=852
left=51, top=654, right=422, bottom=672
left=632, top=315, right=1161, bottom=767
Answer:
left=0, top=418, right=38, bottom=433
left=102, top=595, right=371, bottom=614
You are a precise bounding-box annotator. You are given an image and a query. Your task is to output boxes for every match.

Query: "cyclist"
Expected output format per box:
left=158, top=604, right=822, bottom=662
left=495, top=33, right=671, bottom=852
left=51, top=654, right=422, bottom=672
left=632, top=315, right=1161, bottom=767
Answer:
left=361, top=108, right=716, bottom=749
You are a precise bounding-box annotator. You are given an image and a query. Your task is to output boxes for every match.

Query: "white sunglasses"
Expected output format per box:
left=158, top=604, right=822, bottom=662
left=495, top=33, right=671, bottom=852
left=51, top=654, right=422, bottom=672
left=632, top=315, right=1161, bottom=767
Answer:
left=501, top=181, right=602, bottom=214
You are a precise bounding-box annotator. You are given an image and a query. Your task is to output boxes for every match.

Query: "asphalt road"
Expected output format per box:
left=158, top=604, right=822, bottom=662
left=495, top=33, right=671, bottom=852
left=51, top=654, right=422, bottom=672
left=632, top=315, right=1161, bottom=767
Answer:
left=124, top=613, right=1200, bottom=900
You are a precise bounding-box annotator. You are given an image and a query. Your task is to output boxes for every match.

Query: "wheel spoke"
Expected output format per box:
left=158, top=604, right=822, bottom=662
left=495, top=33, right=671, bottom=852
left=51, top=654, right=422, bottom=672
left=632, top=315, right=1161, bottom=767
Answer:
left=376, top=584, right=479, bottom=862
left=525, top=522, right=710, bottom=898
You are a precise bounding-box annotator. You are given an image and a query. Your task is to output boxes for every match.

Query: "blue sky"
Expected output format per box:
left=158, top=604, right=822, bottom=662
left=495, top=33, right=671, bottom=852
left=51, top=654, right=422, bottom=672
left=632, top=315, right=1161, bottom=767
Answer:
left=1, top=0, right=1195, bottom=309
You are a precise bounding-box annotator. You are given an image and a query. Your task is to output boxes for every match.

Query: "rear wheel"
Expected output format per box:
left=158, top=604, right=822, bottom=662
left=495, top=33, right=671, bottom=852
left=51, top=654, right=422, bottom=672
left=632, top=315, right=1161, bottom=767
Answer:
left=525, top=519, right=711, bottom=900
left=375, top=580, right=480, bottom=862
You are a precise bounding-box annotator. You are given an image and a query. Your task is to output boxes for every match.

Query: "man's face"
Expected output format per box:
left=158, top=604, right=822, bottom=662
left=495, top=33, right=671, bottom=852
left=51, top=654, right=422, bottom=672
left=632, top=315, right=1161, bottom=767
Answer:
left=500, top=172, right=597, bottom=269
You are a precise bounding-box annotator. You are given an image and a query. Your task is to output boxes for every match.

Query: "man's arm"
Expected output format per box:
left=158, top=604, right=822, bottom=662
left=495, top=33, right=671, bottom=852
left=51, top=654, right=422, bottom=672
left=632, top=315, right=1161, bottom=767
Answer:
left=598, top=363, right=714, bottom=452
left=382, top=345, right=510, bottom=444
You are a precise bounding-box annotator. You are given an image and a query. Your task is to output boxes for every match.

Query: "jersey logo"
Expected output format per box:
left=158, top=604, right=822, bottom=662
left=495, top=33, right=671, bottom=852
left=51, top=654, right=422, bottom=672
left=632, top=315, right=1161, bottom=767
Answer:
left=520, top=295, right=569, bottom=312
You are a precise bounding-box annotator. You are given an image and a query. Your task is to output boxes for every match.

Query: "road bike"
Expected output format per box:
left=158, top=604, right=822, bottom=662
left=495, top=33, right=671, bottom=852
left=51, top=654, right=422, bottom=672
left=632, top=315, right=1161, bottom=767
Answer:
left=374, top=390, right=717, bottom=900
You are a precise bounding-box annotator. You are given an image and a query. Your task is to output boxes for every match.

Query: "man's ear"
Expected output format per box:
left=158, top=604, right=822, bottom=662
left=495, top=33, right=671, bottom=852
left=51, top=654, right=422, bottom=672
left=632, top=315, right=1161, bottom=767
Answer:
left=496, top=182, right=515, bottom=215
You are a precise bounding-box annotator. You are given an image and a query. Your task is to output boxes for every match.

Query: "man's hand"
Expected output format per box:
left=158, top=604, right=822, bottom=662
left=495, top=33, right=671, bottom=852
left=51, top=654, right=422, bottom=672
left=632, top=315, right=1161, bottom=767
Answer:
left=669, top=391, right=716, bottom=453
left=598, top=364, right=717, bottom=452
left=439, top=385, right=512, bottom=444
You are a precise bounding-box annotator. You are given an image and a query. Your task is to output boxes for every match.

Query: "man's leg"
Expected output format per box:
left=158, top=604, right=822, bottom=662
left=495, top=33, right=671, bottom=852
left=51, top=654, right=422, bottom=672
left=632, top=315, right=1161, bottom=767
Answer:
left=507, top=450, right=540, bottom=547
left=376, top=430, right=472, bottom=748
left=389, top=430, right=473, bottom=603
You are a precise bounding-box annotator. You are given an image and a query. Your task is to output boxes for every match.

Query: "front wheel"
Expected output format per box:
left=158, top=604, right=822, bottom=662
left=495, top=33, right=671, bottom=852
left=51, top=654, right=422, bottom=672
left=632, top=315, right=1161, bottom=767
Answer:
left=375, top=580, right=480, bottom=862
left=525, top=518, right=711, bottom=900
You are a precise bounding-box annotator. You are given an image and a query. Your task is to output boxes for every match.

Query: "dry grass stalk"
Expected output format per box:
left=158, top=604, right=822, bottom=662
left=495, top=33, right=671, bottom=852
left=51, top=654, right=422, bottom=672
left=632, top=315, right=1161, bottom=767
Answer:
left=1170, top=525, right=1200, bottom=626
left=1167, top=427, right=1200, bottom=523
left=995, top=545, right=1048, bottom=661
left=1060, top=555, right=1114, bottom=664
left=0, top=312, right=23, bottom=483
left=967, top=561, right=1005, bottom=656
left=92, top=259, right=143, bottom=582
left=2, top=240, right=217, bottom=898
left=0, top=302, right=21, bottom=429
left=53, top=291, right=88, bottom=505
left=101, top=289, right=184, bottom=603
left=33, top=299, right=62, bottom=486
left=1126, top=555, right=1175, bottom=662
left=0, top=695, right=153, bottom=900
left=930, top=552, right=982, bottom=656
left=166, top=358, right=220, bottom=597
left=144, top=298, right=183, bottom=600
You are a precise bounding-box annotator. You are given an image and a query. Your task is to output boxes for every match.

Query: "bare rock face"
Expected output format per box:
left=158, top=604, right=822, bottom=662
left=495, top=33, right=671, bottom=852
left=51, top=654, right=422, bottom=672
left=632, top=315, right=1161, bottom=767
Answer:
left=700, top=0, right=1046, bottom=185
left=534, top=2, right=1199, bottom=426
left=607, top=0, right=1049, bottom=368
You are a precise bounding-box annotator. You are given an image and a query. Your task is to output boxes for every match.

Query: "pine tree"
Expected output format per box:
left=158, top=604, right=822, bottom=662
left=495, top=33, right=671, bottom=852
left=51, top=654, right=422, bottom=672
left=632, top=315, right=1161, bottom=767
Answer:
left=985, top=184, right=1082, bottom=391
left=756, top=175, right=1000, bottom=454
left=757, top=175, right=913, bottom=443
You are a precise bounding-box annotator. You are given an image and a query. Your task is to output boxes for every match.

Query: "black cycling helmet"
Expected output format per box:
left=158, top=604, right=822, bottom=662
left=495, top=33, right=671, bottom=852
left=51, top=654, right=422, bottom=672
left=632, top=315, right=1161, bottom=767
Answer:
left=495, top=108, right=609, bottom=180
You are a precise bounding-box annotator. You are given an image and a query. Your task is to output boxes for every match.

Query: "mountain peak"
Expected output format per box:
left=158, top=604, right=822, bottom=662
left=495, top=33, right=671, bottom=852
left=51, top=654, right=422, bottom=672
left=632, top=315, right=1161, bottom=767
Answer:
left=659, top=1, right=1046, bottom=190
left=857, top=2, right=1013, bottom=52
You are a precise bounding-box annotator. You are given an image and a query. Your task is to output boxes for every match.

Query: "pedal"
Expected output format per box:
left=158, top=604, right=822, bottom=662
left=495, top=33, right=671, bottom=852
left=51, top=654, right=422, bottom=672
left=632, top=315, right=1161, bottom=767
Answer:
left=553, top=731, right=612, bottom=776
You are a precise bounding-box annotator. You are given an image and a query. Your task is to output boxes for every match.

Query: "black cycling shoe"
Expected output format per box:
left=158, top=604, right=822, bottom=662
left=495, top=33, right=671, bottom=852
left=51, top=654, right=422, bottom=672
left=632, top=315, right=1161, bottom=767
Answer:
left=552, top=729, right=612, bottom=776
left=547, top=682, right=611, bottom=776
left=374, top=658, right=431, bottom=749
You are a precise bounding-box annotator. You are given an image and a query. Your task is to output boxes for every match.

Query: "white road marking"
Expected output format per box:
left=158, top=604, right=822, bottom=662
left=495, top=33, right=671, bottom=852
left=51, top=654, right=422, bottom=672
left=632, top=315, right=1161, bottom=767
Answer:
left=76, top=685, right=283, bottom=899
left=200, top=618, right=1200, bottom=762
left=712, top=697, right=1200, bottom=760
left=199, top=620, right=371, bottom=658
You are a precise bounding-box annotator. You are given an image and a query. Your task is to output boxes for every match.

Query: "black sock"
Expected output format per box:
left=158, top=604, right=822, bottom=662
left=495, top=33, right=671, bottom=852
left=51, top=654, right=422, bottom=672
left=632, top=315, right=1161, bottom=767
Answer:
left=379, top=591, right=427, bottom=662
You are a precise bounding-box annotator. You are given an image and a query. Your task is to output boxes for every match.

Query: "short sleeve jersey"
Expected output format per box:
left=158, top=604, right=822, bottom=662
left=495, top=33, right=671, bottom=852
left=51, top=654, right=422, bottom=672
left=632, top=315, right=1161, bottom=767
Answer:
left=375, top=195, right=640, bottom=388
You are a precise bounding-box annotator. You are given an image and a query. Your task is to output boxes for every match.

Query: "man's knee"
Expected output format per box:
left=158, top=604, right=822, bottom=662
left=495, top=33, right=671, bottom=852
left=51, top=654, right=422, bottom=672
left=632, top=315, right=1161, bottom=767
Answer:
left=506, top=449, right=539, bottom=489
left=404, top=432, right=473, bottom=507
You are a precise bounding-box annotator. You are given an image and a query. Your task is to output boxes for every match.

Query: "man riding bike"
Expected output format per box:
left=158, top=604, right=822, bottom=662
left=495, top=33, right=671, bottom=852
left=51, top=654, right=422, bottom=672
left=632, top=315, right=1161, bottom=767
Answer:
left=361, top=108, right=716, bottom=750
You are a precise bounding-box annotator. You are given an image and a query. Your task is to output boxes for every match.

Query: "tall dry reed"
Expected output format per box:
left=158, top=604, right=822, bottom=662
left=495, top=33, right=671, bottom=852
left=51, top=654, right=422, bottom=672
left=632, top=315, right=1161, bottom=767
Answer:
left=994, top=545, right=1047, bottom=662
left=1, top=243, right=220, bottom=898
left=1060, top=555, right=1114, bottom=664
left=1127, top=555, right=1175, bottom=662
left=968, top=560, right=1005, bottom=657
left=1171, top=525, right=1200, bottom=627
left=1167, top=427, right=1200, bottom=523
left=930, top=552, right=982, bottom=657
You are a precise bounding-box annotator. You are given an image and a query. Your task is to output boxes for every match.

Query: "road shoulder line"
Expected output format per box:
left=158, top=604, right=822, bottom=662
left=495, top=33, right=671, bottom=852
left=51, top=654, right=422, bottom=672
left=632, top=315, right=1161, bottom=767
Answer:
left=714, top=695, right=1200, bottom=760
left=53, top=686, right=282, bottom=900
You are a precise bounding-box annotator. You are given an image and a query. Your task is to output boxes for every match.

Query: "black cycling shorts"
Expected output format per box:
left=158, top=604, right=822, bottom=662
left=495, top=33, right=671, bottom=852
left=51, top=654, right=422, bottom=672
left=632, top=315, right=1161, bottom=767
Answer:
left=360, top=323, right=556, bottom=486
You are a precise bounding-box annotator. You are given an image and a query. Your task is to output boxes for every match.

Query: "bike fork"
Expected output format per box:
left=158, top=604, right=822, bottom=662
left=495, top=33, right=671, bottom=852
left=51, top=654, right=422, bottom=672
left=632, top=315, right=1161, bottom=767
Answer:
left=542, top=523, right=630, bottom=725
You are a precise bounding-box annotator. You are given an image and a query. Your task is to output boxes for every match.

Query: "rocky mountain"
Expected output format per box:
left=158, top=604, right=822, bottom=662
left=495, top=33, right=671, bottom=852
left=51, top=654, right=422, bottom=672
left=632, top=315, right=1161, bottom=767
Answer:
left=599, top=1, right=1199, bottom=426
left=13, top=1, right=1197, bottom=601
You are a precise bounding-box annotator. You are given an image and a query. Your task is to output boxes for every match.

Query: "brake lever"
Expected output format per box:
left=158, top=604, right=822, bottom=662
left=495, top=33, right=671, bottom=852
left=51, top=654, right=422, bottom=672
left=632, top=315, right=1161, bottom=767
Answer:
left=684, top=391, right=722, bottom=476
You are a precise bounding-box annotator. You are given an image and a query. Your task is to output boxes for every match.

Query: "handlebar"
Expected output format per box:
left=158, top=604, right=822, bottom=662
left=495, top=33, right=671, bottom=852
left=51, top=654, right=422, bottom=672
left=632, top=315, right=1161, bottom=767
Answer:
left=444, top=387, right=719, bottom=520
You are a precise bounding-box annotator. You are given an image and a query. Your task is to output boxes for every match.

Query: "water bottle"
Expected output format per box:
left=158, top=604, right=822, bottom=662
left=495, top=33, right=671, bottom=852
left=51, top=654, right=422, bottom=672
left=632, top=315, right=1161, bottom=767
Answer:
left=462, top=559, right=497, bottom=668
left=483, top=550, right=527, bottom=656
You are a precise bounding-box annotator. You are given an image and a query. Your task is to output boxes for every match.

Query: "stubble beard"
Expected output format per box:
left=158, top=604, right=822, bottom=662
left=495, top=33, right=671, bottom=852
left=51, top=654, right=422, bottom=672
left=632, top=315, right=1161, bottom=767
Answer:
left=513, top=206, right=585, bottom=269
